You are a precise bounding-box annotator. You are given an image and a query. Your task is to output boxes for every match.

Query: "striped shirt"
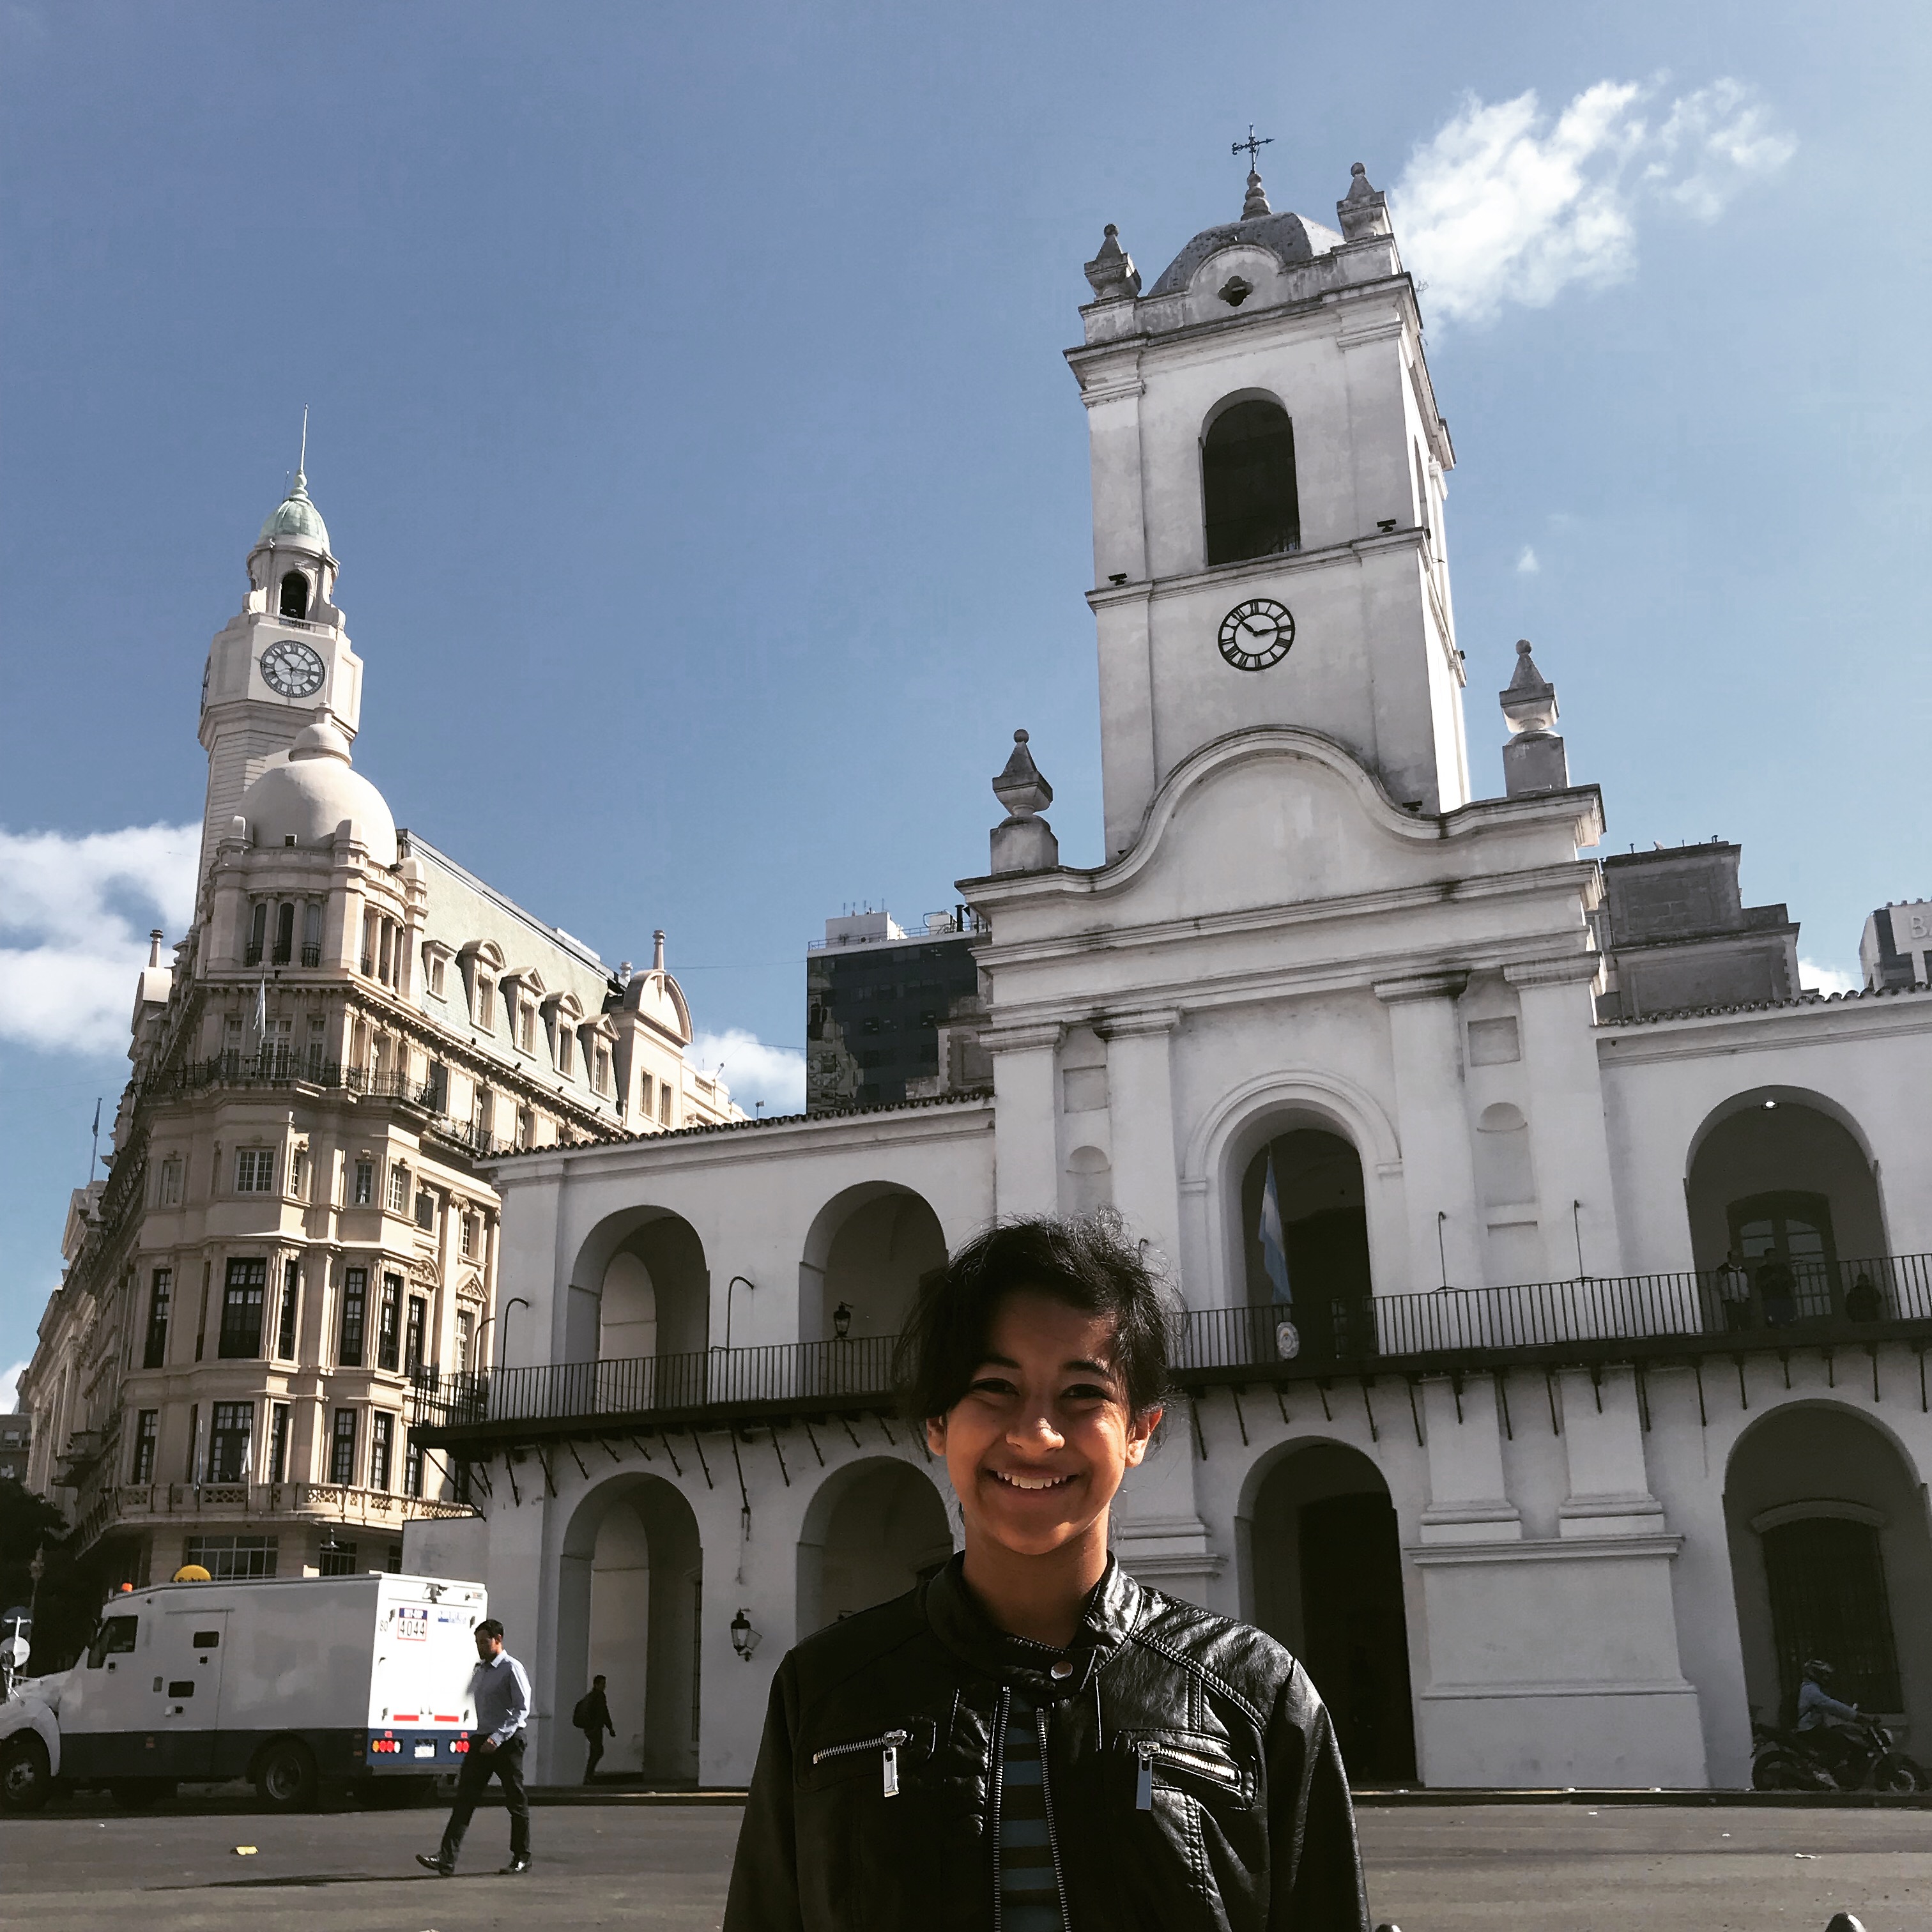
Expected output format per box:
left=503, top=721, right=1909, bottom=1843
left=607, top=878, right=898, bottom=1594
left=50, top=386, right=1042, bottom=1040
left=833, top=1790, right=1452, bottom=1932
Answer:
left=1000, top=1693, right=1062, bottom=1932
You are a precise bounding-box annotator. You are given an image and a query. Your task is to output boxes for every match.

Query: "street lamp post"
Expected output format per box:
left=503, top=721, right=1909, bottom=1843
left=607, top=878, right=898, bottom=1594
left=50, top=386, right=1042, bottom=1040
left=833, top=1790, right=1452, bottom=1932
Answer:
left=499, top=1296, right=530, bottom=1367
left=724, top=1276, right=755, bottom=1353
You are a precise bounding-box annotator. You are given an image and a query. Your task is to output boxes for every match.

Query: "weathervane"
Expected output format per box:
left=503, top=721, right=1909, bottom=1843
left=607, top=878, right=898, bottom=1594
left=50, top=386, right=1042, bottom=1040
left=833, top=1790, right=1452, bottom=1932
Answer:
left=1232, top=124, right=1273, bottom=172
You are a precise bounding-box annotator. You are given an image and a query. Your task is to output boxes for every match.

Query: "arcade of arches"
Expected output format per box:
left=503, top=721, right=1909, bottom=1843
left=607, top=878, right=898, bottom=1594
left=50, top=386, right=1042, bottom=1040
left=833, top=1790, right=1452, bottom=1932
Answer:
left=801, top=1186, right=947, bottom=1344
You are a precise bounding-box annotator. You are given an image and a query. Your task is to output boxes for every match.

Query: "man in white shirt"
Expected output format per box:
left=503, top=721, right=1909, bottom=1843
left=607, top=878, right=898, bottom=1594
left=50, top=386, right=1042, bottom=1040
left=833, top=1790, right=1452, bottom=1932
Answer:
left=418, top=1618, right=533, bottom=1876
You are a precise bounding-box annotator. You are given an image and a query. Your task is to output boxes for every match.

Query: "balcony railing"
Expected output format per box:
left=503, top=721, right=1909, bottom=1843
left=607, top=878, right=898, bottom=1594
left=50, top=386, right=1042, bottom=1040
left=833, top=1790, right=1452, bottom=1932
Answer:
left=407, top=1254, right=1932, bottom=1446
left=1173, top=1252, right=1932, bottom=1374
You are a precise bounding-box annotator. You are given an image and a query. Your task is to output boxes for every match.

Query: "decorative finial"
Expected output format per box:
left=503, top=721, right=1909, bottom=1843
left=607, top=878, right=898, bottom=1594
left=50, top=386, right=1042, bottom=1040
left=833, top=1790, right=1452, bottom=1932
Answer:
left=652, top=928, right=666, bottom=972
left=1083, top=223, right=1141, bottom=302
left=1336, top=162, right=1391, bottom=241
left=1499, top=639, right=1568, bottom=796
left=1233, top=125, right=1274, bottom=219
left=990, top=731, right=1058, bottom=874
left=298, top=404, right=308, bottom=485
left=1242, top=170, right=1271, bottom=220
left=148, top=930, right=164, bottom=967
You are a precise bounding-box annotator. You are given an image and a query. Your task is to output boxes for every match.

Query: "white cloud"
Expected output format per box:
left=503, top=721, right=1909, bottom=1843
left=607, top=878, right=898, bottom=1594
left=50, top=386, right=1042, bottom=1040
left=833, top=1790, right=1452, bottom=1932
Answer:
left=687, top=1027, right=806, bottom=1118
left=1801, top=958, right=1859, bottom=997
left=0, top=824, right=198, bottom=1055
left=0, top=1359, right=27, bottom=1412
left=1395, top=77, right=1793, bottom=325
left=1515, top=546, right=1540, bottom=574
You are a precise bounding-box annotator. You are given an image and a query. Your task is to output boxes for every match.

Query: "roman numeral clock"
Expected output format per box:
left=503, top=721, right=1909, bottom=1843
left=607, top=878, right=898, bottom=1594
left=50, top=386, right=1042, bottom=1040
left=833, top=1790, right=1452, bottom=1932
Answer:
left=1218, top=597, right=1294, bottom=671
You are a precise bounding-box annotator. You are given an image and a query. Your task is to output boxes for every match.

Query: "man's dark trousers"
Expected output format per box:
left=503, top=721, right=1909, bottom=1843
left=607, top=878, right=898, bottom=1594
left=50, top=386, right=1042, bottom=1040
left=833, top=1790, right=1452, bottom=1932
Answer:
left=440, top=1734, right=530, bottom=1867
left=581, top=1726, right=605, bottom=1782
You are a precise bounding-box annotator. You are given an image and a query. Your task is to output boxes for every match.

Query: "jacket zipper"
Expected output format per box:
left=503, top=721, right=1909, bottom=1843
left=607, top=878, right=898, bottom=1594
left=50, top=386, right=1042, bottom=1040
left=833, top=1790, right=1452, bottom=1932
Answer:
left=810, top=1726, right=910, bottom=1797
left=989, top=1687, right=1009, bottom=1932
left=1035, top=1703, right=1073, bottom=1932
left=1131, top=1737, right=1244, bottom=1809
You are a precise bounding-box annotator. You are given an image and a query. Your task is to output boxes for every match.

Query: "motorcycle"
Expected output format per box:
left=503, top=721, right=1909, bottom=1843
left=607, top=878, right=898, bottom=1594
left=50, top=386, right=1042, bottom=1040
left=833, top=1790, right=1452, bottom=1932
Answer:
left=1752, top=1717, right=1930, bottom=1793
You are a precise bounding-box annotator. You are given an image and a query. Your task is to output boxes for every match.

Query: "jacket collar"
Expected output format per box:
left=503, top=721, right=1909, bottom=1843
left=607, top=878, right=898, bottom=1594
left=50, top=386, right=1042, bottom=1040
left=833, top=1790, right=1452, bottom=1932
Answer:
left=925, top=1552, right=1142, bottom=1699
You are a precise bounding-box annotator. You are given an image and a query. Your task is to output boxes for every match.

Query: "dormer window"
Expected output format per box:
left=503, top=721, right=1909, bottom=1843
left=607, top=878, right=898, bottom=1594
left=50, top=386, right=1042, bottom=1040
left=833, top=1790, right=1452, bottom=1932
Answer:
left=475, top=977, right=494, bottom=1029
left=557, top=1026, right=573, bottom=1077
left=279, top=571, right=310, bottom=620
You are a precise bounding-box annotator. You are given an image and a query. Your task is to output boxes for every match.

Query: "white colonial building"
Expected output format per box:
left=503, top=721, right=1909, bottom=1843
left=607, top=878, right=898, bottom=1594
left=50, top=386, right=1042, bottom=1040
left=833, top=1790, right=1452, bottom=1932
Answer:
left=22, top=463, right=740, bottom=1588
left=405, top=160, right=1932, bottom=1793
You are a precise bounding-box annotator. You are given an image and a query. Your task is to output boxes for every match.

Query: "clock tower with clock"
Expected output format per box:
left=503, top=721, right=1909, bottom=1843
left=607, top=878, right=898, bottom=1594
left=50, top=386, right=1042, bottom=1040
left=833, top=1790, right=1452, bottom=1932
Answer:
left=195, top=459, right=365, bottom=885
left=1068, top=162, right=1467, bottom=859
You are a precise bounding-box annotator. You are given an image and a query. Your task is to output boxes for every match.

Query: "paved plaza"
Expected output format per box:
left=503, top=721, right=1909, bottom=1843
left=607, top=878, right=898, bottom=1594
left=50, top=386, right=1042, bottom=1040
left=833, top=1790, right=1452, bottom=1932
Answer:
left=2, top=1792, right=1926, bottom=1931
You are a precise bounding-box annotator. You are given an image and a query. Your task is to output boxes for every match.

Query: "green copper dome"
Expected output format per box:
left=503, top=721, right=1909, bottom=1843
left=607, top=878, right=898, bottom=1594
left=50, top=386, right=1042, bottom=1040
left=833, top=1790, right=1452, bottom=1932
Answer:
left=256, top=470, right=331, bottom=553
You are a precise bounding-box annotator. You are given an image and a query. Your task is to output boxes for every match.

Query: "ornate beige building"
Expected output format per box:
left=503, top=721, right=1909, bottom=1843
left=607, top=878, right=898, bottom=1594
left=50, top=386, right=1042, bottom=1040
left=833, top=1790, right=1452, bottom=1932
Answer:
left=22, top=463, right=740, bottom=1583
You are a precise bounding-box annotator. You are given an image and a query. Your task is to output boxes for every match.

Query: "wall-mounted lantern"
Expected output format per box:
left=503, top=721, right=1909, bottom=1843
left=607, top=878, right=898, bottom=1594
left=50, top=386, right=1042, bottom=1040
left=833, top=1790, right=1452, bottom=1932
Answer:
left=832, top=1301, right=853, bottom=1340
left=730, top=1607, right=760, bottom=1662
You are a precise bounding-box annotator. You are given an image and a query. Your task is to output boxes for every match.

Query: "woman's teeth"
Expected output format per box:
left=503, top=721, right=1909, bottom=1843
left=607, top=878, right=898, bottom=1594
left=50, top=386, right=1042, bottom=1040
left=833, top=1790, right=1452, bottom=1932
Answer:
left=992, top=1469, right=1073, bottom=1491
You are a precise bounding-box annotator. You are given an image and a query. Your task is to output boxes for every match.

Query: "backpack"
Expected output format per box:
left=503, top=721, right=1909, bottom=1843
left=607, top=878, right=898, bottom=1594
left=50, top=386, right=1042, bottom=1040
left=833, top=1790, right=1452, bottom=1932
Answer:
left=572, top=1694, right=593, bottom=1728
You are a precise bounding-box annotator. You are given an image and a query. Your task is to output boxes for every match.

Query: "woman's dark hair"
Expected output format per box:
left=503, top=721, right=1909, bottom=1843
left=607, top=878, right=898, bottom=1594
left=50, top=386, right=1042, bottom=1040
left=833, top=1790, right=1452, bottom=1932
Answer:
left=894, top=1211, right=1173, bottom=1424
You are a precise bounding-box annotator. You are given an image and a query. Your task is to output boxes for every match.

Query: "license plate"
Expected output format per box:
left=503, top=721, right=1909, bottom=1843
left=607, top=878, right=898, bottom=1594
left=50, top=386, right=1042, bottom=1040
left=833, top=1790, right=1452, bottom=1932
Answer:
left=413, top=1743, right=436, bottom=1759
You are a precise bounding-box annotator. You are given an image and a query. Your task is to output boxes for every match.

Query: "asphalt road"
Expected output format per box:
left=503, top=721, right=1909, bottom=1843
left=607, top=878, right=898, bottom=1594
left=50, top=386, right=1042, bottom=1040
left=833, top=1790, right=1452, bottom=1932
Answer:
left=3, top=1793, right=1927, bottom=1930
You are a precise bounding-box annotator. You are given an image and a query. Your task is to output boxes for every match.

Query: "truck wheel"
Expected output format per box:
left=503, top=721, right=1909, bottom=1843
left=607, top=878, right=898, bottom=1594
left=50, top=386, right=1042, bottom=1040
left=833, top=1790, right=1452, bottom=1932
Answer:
left=255, top=1740, right=319, bottom=1813
left=0, top=1733, right=52, bottom=1813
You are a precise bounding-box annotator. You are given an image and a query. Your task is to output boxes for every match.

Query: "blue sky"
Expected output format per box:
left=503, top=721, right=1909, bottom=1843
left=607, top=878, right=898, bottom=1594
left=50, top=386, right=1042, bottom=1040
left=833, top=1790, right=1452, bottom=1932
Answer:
left=4, top=1, right=1930, bottom=1391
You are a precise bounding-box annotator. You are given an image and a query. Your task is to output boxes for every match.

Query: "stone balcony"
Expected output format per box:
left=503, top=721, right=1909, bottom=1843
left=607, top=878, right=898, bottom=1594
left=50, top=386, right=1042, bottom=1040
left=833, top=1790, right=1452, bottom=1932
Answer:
left=75, top=1479, right=476, bottom=1552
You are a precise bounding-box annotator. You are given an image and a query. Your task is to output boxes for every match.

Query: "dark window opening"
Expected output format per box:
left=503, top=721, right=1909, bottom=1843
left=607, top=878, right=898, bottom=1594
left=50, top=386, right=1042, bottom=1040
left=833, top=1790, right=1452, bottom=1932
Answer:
left=276, top=1261, right=300, bottom=1360
left=339, top=1267, right=367, bottom=1366
left=376, top=1274, right=402, bottom=1372
left=208, top=1400, right=252, bottom=1482
left=1765, top=1515, right=1903, bottom=1713
left=273, top=901, right=295, bottom=966
left=370, top=1412, right=394, bottom=1492
left=268, top=1402, right=291, bottom=1485
left=319, top=1537, right=357, bottom=1576
left=279, top=571, right=310, bottom=620
left=404, top=1296, right=427, bottom=1376
left=328, top=1409, right=357, bottom=1487
left=1203, top=399, right=1301, bottom=566
left=131, top=1410, right=158, bottom=1484
left=218, top=1259, right=266, bottom=1359
left=144, top=1269, right=171, bottom=1369
left=247, top=901, right=268, bottom=969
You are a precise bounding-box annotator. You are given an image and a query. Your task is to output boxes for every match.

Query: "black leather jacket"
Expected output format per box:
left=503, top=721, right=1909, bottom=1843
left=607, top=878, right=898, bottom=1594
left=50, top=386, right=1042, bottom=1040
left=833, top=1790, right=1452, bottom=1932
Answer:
left=723, top=1555, right=1369, bottom=1932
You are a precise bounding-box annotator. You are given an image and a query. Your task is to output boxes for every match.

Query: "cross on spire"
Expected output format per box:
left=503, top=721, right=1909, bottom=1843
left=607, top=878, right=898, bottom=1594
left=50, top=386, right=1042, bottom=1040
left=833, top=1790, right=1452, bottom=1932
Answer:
left=1232, top=123, right=1273, bottom=172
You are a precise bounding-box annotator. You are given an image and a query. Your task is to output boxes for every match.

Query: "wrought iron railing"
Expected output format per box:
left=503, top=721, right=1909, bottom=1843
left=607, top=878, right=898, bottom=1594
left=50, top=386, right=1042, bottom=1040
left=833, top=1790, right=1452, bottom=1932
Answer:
left=408, top=1255, right=1932, bottom=1440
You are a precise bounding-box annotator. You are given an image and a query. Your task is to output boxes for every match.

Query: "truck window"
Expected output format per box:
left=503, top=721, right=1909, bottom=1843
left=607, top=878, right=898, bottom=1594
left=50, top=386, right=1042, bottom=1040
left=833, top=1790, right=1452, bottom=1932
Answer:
left=193, top=1629, right=221, bottom=1647
left=86, top=1616, right=139, bottom=1668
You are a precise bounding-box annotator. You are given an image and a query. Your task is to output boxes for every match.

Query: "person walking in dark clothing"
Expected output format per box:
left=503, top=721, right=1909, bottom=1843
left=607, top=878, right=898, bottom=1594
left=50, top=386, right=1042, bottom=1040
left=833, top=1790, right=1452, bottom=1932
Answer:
left=417, top=1618, right=533, bottom=1876
left=575, top=1673, right=616, bottom=1783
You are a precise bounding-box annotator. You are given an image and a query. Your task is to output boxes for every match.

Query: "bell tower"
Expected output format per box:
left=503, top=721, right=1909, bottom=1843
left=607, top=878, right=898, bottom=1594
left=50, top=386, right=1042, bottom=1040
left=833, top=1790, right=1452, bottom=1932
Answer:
left=1067, top=161, right=1468, bottom=861
left=197, top=432, right=364, bottom=886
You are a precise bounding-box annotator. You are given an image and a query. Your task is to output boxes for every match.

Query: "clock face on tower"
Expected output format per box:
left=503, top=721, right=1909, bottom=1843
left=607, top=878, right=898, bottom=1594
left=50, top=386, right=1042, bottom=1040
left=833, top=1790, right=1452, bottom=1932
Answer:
left=259, top=638, right=326, bottom=698
left=1218, top=597, right=1295, bottom=672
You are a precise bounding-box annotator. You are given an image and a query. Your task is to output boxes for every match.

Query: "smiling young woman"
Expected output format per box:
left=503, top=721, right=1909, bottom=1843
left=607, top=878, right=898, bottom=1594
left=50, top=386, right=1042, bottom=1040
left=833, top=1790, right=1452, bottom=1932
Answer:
left=723, top=1214, right=1370, bottom=1932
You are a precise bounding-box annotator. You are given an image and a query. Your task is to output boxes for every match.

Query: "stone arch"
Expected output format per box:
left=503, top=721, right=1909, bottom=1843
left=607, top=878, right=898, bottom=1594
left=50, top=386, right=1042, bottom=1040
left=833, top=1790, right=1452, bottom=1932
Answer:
left=556, top=1472, right=703, bottom=1782
left=1722, top=1402, right=1932, bottom=1740
left=1186, top=1069, right=1401, bottom=1315
left=1684, top=1089, right=1887, bottom=1308
left=798, top=1183, right=948, bottom=1344
left=1201, top=392, right=1300, bottom=565
left=565, top=1208, right=709, bottom=1376
left=796, top=1455, right=955, bottom=1637
left=1236, top=1438, right=1416, bottom=1782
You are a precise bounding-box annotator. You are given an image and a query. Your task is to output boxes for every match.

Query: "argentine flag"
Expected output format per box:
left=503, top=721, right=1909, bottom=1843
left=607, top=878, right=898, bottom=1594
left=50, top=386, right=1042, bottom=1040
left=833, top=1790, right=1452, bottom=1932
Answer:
left=1260, top=1148, right=1293, bottom=1309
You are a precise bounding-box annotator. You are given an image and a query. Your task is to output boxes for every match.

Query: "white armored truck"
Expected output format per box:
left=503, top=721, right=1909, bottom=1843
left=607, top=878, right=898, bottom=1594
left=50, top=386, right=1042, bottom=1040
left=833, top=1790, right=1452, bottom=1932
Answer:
left=0, top=1571, right=486, bottom=1811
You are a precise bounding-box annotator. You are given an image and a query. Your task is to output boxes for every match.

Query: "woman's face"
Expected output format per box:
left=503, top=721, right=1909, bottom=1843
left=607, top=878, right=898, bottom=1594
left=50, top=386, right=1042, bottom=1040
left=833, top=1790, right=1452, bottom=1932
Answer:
left=927, top=1290, right=1160, bottom=1560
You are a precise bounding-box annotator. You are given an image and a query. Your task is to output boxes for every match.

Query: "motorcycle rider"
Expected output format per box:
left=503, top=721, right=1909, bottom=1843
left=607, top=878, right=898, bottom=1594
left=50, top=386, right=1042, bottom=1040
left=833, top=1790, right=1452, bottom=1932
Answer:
left=1796, top=1659, right=1862, bottom=1783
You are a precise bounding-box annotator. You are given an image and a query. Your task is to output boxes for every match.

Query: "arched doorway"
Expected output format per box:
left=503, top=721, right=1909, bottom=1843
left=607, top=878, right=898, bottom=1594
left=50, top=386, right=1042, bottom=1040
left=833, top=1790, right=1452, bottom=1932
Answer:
left=799, top=1186, right=947, bottom=1344
left=1243, top=1441, right=1416, bottom=1783
left=1239, top=1129, right=1373, bottom=1361
left=1687, top=1096, right=1885, bottom=1321
left=559, top=1474, right=703, bottom=1784
left=1724, top=1406, right=1932, bottom=1739
left=568, top=1211, right=709, bottom=1409
left=797, top=1457, right=954, bottom=1637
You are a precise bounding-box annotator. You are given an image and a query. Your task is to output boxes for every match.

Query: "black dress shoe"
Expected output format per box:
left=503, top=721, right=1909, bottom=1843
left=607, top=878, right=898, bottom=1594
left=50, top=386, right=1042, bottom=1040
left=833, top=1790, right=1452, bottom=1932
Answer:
left=500, top=1857, right=532, bottom=1874
left=415, top=1853, right=454, bottom=1876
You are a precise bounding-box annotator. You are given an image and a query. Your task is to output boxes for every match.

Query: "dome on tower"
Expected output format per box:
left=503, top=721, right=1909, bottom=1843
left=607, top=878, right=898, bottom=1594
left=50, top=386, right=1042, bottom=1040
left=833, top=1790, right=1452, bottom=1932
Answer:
left=236, top=712, right=395, bottom=865
left=256, top=469, right=332, bottom=554
left=1144, top=167, right=1343, bottom=298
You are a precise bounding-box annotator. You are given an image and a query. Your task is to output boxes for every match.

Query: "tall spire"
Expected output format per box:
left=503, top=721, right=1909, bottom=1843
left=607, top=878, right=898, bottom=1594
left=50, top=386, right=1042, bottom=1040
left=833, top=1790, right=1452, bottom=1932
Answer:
left=296, top=404, right=308, bottom=489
